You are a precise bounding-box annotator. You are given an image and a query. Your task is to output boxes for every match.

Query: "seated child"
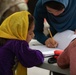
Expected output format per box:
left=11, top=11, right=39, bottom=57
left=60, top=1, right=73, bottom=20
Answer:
left=0, top=11, right=44, bottom=75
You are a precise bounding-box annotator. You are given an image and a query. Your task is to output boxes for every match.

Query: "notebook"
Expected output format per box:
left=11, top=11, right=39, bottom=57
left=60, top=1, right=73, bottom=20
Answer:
left=29, top=30, right=76, bottom=57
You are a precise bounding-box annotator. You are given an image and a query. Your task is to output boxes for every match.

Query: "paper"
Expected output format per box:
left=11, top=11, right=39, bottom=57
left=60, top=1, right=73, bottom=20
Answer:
left=30, top=45, right=61, bottom=57
left=29, top=39, right=62, bottom=57
left=29, top=30, right=76, bottom=57
left=53, top=30, right=76, bottom=49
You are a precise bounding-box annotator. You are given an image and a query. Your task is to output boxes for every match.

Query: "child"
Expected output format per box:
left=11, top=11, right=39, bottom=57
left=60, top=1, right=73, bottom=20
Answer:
left=0, top=11, right=44, bottom=75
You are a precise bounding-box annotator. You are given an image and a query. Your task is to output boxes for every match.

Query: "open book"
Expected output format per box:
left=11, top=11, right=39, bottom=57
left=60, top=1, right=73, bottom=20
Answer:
left=29, top=30, right=76, bottom=57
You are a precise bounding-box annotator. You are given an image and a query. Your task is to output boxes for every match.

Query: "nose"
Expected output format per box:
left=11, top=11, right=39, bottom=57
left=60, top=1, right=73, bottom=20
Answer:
left=32, top=33, right=35, bottom=39
left=53, top=12, right=60, bottom=16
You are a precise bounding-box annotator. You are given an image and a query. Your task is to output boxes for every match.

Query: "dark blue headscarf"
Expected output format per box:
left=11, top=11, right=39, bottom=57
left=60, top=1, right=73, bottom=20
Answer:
left=41, top=0, right=76, bottom=31
left=42, top=0, right=69, bottom=8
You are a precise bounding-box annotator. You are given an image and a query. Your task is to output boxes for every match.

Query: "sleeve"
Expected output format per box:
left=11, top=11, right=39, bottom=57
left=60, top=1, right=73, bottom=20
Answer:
left=34, top=0, right=48, bottom=44
left=57, top=39, right=76, bottom=75
left=57, top=48, right=69, bottom=69
left=57, top=41, right=74, bottom=69
left=13, top=41, right=44, bottom=68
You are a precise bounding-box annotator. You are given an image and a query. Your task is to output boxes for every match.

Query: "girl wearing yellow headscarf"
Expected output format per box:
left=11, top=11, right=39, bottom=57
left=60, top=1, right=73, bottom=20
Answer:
left=0, top=11, right=44, bottom=75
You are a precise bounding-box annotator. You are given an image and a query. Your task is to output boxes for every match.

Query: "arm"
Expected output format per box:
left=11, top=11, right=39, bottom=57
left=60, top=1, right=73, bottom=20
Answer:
left=34, top=0, right=48, bottom=44
left=57, top=39, right=76, bottom=75
left=34, top=0, right=58, bottom=48
left=13, top=40, right=44, bottom=68
left=57, top=39, right=76, bottom=69
left=57, top=47, right=69, bottom=69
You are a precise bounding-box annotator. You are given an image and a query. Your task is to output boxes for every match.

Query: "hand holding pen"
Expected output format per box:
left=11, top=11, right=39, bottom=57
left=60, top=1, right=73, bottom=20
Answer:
left=45, top=28, right=58, bottom=48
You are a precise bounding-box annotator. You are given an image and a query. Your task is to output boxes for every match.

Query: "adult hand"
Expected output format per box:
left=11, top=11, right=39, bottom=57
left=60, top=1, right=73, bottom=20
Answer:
left=74, top=29, right=76, bottom=34
left=45, top=38, right=58, bottom=48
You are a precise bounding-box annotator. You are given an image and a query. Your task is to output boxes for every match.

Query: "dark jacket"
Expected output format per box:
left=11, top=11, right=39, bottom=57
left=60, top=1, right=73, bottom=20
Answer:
left=34, top=0, right=76, bottom=44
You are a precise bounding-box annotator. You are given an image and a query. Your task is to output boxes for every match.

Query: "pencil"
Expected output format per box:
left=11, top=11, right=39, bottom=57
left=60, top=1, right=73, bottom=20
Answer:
left=48, top=28, right=54, bottom=43
left=48, top=28, right=53, bottom=38
left=48, top=28, right=58, bottom=48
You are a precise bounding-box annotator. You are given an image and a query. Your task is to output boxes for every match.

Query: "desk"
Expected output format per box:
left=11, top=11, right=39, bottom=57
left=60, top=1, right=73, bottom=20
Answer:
left=38, top=58, right=70, bottom=75
left=29, top=39, right=70, bottom=75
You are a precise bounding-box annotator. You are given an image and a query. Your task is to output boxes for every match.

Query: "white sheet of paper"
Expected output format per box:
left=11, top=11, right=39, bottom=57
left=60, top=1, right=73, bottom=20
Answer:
left=53, top=30, right=76, bottom=49
left=30, top=45, right=61, bottom=57
left=29, top=30, right=76, bottom=57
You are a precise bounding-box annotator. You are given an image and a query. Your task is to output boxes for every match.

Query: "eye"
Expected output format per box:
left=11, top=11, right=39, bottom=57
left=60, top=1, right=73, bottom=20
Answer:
left=29, top=32, right=33, bottom=35
left=29, top=33, right=32, bottom=35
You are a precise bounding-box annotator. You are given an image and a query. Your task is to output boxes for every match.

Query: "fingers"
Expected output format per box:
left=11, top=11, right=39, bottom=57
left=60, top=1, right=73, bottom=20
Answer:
left=46, top=43, right=55, bottom=48
left=45, top=38, right=58, bottom=48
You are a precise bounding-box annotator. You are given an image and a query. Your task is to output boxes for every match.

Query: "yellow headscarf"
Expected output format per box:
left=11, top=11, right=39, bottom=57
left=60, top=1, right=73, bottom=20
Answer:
left=0, top=11, right=30, bottom=75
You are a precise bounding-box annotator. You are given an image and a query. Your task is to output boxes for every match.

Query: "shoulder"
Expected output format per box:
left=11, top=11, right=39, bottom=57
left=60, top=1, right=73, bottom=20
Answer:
left=34, top=0, right=47, bottom=18
left=34, top=0, right=46, bottom=13
left=5, top=40, right=29, bottom=48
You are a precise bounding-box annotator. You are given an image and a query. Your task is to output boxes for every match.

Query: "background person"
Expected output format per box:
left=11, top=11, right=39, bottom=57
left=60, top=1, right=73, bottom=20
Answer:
left=0, top=0, right=28, bottom=24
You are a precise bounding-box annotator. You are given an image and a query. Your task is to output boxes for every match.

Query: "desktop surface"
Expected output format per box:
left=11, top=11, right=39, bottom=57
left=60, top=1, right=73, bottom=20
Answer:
left=38, top=58, right=70, bottom=75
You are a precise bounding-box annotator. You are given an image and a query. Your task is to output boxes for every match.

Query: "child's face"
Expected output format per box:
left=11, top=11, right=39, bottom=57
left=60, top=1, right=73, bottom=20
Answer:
left=26, top=22, right=35, bottom=43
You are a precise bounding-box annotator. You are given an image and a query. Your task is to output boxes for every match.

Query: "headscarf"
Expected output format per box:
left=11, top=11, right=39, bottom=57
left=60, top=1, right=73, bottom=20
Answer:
left=42, top=0, right=69, bottom=8
left=41, top=0, right=76, bottom=32
left=0, top=11, right=30, bottom=75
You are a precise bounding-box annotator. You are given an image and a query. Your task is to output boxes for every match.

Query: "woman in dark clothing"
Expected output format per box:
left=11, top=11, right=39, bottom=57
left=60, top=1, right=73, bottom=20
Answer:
left=34, top=0, right=76, bottom=75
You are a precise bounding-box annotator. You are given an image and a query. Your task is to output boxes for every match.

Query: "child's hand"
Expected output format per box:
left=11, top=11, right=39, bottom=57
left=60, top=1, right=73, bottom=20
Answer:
left=45, top=38, right=58, bottom=48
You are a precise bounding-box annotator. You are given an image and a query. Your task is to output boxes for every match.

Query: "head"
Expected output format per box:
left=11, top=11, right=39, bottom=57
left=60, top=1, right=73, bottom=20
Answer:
left=0, top=11, right=34, bottom=45
left=44, top=1, right=65, bottom=16
left=43, top=0, right=69, bottom=16
left=0, top=0, right=28, bottom=24
left=26, top=15, right=35, bottom=43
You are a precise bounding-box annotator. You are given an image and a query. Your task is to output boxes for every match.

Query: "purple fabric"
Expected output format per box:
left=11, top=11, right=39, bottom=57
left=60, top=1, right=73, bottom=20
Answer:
left=0, top=40, right=44, bottom=75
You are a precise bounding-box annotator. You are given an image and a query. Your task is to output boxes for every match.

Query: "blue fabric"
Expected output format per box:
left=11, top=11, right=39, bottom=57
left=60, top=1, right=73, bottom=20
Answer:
left=0, top=40, right=44, bottom=75
left=42, top=0, right=69, bottom=8
left=34, top=0, right=76, bottom=44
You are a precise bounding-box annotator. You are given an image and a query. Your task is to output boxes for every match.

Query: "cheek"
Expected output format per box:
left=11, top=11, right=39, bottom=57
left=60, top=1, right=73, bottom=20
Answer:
left=53, top=12, right=62, bottom=16
left=31, top=33, right=35, bottom=39
left=26, top=35, right=29, bottom=42
left=26, top=34, right=32, bottom=43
